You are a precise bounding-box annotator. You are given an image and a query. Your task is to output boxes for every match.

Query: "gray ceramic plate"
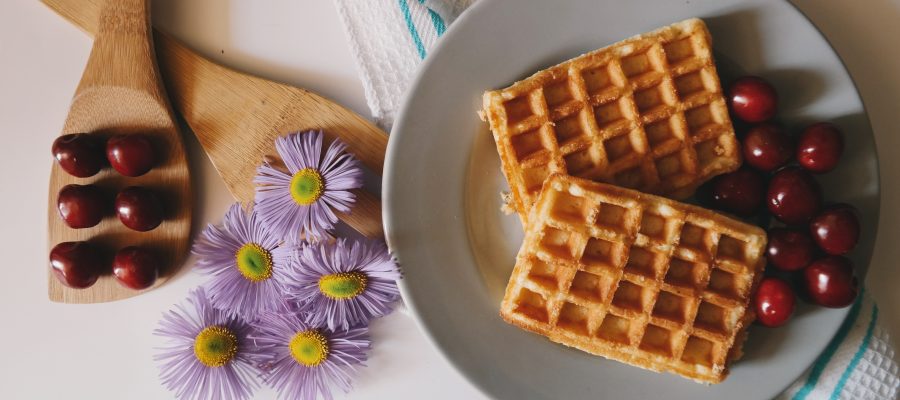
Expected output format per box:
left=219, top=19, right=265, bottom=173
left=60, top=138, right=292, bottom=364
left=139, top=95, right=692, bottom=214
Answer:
left=384, top=0, right=880, bottom=398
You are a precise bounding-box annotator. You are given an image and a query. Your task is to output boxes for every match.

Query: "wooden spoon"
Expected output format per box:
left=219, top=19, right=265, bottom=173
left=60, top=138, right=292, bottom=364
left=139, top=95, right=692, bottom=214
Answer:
left=42, top=0, right=387, bottom=238
left=48, top=0, right=192, bottom=303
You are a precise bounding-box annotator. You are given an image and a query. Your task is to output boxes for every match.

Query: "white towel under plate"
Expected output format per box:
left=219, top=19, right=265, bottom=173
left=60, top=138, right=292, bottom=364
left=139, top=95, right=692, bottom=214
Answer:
left=332, top=1, right=900, bottom=398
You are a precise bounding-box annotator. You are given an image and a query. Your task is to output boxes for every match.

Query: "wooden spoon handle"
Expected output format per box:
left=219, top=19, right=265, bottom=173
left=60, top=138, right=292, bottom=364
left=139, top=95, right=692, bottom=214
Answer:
left=77, top=0, right=158, bottom=96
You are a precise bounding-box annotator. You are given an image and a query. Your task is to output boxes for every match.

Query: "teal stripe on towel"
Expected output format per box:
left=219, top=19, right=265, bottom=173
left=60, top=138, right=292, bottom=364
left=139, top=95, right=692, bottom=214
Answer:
left=398, top=0, right=427, bottom=59
left=427, top=9, right=446, bottom=36
left=792, top=289, right=866, bottom=400
left=417, top=0, right=447, bottom=37
left=830, top=303, right=879, bottom=400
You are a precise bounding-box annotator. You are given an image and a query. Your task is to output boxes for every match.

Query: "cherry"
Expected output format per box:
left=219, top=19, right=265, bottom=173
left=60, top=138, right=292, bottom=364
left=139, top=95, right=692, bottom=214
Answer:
left=50, top=241, right=104, bottom=289
left=754, top=277, right=795, bottom=327
left=797, top=122, right=844, bottom=173
left=804, top=256, right=858, bottom=308
left=115, top=187, right=164, bottom=231
left=709, top=168, right=765, bottom=216
left=52, top=133, right=105, bottom=178
left=728, top=76, right=778, bottom=123
left=767, top=167, right=822, bottom=225
left=766, top=228, right=815, bottom=271
left=106, top=134, right=155, bottom=177
left=810, top=205, right=860, bottom=255
left=742, top=124, right=794, bottom=172
left=57, top=184, right=106, bottom=228
left=112, top=246, right=159, bottom=290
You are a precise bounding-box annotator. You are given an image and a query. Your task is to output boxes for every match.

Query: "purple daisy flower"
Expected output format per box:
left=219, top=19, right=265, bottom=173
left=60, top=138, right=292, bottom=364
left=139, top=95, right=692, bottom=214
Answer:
left=285, top=238, right=400, bottom=331
left=251, top=311, right=370, bottom=400
left=254, top=130, right=363, bottom=242
left=154, top=287, right=261, bottom=400
left=192, top=203, right=293, bottom=319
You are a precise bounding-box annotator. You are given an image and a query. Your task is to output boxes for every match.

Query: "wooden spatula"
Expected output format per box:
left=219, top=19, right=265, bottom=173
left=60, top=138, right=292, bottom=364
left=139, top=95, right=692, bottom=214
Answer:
left=48, top=0, right=192, bottom=303
left=41, top=0, right=387, bottom=239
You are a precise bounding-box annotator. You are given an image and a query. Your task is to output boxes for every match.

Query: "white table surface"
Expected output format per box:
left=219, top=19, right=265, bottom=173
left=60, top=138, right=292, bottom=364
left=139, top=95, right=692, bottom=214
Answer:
left=0, top=1, right=896, bottom=399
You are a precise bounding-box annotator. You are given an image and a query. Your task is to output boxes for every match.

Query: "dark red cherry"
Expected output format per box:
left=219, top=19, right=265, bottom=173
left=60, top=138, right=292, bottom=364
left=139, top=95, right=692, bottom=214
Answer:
left=754, top=277, right=795, bottom=327
left=115, top=186, right=164, bottom=231
left=709, top=168, right=765, bottom=216
left=57, top=184, right=106, bottom=228
left=106, top=134, right=155, bottom=177
left=766, top=228, right=815, bottom=271
left=767, top=167, right=822, bottom=225
left=728, top=76, right=778, bottom=123
left=112, top=246, right=159, bottom=290
left=804, top=256, right=858, bottom=308
left=742, top=124, right=794, bottom=172
left=52, top=133, right=105, bottom=177
left=50, top=241, right=104, bottom=289
left=797, top=122, right=844, bottom=173
left=810, top=205, right=860, bottom=255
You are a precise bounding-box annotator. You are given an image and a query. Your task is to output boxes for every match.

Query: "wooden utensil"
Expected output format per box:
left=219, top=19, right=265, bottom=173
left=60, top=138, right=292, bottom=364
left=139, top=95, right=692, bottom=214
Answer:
left=41, top=0, right=387, bottom=238
left=48, top=0, right=192, bottom=303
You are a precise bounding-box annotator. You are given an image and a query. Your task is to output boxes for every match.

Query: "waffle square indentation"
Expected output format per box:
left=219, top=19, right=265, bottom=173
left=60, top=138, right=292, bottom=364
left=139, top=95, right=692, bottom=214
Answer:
left=565, top=148, right=597, bottom=176
left=558, top=302, right=592, bottom=336
left=684, top=103, right=721, bottom=136
left=552, top=113, right=587, bottom=147
left=624, top=245, right=662, bottom=279
left=681, top=335, right=715, bottom=367
left=522, top=165, right=552, bottom=192
left=664, top=257, right=707, bottom=290
left=612, top=280, right=653, bottom=311
left=716, top=234, right=747, bottom=263
left=504, top=96, right=535, bottom=125
left=581, top=64, right=618, bottom=96
left=663, top=37, right=695, bottom=64
left=603, top=132, right=637, bottom=162
left=639, top=324, right=674, bottom=357
left=582, top=237, right=623, bottom=270
left=645, top=117, right=679, bottom=147
left=570, top=270, right=615, bottom=303
left=652, top=291, right=690, bottom=325
left=621, top=51, right=657, bottom=78
left=527, top=258, right=563, bottom=291
left=550, top=190, right=592, bottom=225
left=597, top=313, right=633, bottom=344
left=593, top=99, right=630, bottom=130
left=595, top=202, right=627, bottom=232
left=674, top=69, right=711, bottom=100
left=514, top=288, right=549, bottom=323
left=694, top=301, right=730, bottom=335
left=539, top=227, right=582, bottom=261
left=544, top=79, right=574, bottom=109
left=707, top=268, right=749, bottom=301
left=510, top=128, right=546, bottom=161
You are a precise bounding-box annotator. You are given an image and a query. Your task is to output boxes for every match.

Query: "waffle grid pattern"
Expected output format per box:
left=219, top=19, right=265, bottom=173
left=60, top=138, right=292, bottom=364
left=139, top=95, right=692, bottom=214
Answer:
left=500, top=175, right=766, bottom=383
left=482, top=19, right=740, bottom=223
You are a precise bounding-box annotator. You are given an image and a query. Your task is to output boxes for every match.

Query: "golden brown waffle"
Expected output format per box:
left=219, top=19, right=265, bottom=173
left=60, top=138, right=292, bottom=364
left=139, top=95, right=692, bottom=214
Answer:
left=500, top=174, right=766, bottom=384
left=481, top=18, right=741, bottom=223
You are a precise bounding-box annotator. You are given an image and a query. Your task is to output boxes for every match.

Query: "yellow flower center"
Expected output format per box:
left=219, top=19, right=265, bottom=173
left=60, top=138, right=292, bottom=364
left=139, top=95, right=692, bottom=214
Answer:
left=235, top=242, right=273, bottom=282
left=193, top=326, right=238, bottom=368
left=318, top=271, right=368, bottom=300
left=290, top=168, right=325, bottom=206
left=289, top=330, right=329, bottom=367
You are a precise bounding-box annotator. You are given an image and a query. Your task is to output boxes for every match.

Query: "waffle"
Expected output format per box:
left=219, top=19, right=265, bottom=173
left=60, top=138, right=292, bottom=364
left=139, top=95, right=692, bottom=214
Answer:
left=500, top=174, right=766, bottom=384
left=481, top=18, right=740, bottom=223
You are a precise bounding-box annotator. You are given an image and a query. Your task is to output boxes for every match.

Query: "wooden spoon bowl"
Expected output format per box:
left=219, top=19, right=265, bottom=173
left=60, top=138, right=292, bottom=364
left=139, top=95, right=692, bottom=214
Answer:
left=47, top=0, right=191, bottom=303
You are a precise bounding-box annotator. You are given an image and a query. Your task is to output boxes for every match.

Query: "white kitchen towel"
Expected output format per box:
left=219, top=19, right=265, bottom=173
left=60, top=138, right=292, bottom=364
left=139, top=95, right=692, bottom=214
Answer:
left=333, top=0, right=473, bottom=128
left=332, top=1, right=900, bottom=399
